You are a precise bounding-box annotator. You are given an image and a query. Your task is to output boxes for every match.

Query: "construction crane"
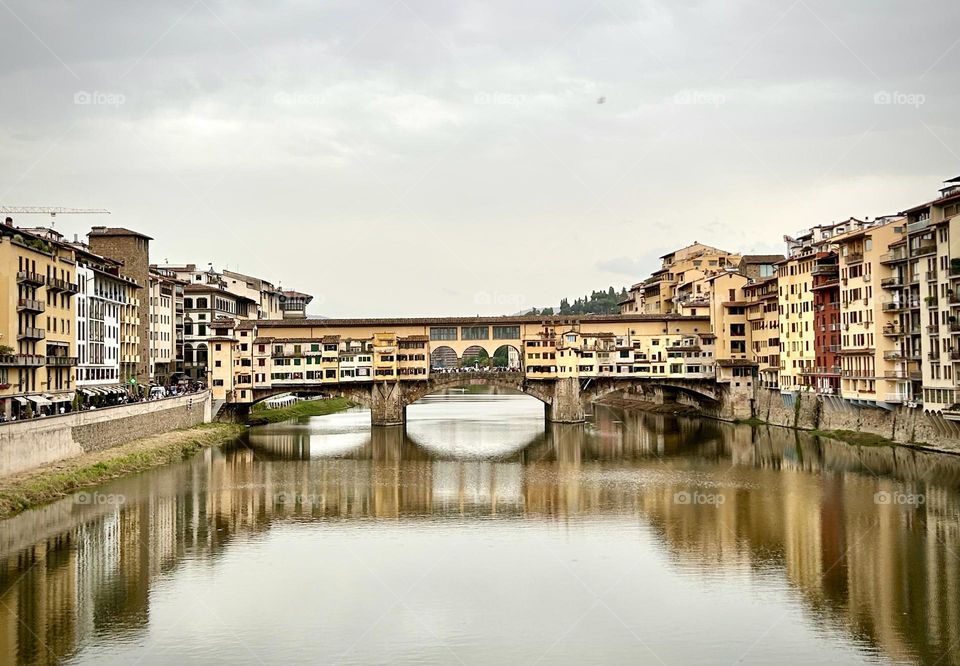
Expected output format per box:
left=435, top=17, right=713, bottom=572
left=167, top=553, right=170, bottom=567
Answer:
left=0, top=206, right=110, bottom=230
left=0, top=206, right=109, bottom=216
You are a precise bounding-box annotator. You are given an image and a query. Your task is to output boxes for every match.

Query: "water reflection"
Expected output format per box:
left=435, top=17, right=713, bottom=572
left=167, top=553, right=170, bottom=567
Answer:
left=0, top=394, right=958, bottom=665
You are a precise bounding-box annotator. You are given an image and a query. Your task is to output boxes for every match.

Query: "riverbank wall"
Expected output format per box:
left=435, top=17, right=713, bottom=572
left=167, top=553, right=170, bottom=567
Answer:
left=597, top=387, right=960, bottom=453
left=0, top=391, right=213, bottom=478
left=753, top=388, right=960, bottom=452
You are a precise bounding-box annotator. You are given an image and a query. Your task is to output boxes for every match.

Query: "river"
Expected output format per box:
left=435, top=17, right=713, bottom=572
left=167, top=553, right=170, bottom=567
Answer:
left=1, top=390, right=959, bottom=665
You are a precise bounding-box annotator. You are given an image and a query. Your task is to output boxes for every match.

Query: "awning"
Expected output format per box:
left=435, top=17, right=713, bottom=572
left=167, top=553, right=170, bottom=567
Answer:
left=28, top=396, right=52, bottom=407
left=46, top=394, right=72, bottom=403
left=14, top=396, right=28, bottom=405
left=80, top=388, right=95, bottom=396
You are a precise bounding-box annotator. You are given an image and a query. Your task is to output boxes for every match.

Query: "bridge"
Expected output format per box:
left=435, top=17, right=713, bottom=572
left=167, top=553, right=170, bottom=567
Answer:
left=209, top=314, right=755, bottom=425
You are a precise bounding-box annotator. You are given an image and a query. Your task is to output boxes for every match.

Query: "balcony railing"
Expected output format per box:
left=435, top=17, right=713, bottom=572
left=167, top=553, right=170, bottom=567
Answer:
left=927, top=324, right=941, bottom=334
left=880, top=276, right=903, bottom=288
left=883, top=393, right=910, bottom=403
left=883, top=350, right=905, bottom=361
left=915, top=243, right=937, bottom=256
left=17, top=327, right=45, bottom=341
left=0, top=354, right=44, bottom=367
left=16, top=298, right=45, bottom=313
left=846, top=252, right=864, bottom=264
left=926, top=270, right=939, bottom=281
left=882, top=325, right=905, bottom=337
left=46, top=356, right=78, bottom=366
left=882, top=300, right=919, bottom=311
left=16, top=271, right=45, bottom=286
left=880, top=252, right=908, bottom=264
left=46, top=277, right=79, bottom=293
left=883, top=370, right=909, bottom=379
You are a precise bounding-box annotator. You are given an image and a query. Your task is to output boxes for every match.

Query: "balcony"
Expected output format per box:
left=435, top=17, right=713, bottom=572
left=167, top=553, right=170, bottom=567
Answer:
left=883, top=350, right=905, bottom=361
left=17, top=327, right=45, bottom=341
left=46, top=277, right=79, bottom=293
left=915, top=243, right=937, bottom=256
left=926, top=270, right=939, bottom=282
left=882, top=325, right=905, bottom=337
left=811, top=265, right=838, bottom=276
left=0, top=354, right=44, bottom=367
left=908, top=273, right=920, bottom=284
left=46, top=355, right=78, bottom=367
left=16, top=298, right=45, bottom=313
left=883, top=370, right=910, bottom=379
left=882, top=300, right=918, bottom=312
left=925, top=296, right=939, bottom=308
left=846, top=252, right=864, bottom=265
left=883, top=393, right=910, bottom=404
left=880, top=252, right=908, bottom=265
left=927, top=324, right=941, bottom=334
left=880, top=276, right=903, bottom=289
left=16, top=271, right=45, bottom=286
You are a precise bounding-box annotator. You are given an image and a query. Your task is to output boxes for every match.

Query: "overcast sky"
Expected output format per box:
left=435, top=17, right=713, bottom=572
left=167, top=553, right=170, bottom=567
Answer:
left=1, top=0, right=958, bottom=316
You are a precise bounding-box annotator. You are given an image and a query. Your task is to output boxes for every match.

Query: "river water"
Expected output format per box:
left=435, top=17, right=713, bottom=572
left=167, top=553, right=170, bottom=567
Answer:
left=1, top=391, right=959, bottom=665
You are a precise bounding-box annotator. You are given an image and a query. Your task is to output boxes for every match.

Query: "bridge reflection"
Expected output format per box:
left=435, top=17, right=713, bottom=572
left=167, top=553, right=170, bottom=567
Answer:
left=1, top=410, right=959, bottom=664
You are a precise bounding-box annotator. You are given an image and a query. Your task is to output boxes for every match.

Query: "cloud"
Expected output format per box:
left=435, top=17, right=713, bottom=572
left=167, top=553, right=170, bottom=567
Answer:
left=0, top=0, right=958, bottom=316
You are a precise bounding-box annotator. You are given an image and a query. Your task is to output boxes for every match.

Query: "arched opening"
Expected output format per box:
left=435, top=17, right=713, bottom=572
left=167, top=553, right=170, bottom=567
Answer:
left=459, top=345, right=489, bottom=368
left=430, top=345, right=458, bottom=369
left=492, top=344, right=522, bottom=371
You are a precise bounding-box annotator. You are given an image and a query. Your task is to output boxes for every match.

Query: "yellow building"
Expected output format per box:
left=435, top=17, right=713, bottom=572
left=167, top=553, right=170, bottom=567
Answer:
left=834, top=219, right=904, bottom=405
left=743, top=276, right=780, bottom=389
left=777, top=253, right=816, bottom=390
left=0, top=223, right=78, bottom=417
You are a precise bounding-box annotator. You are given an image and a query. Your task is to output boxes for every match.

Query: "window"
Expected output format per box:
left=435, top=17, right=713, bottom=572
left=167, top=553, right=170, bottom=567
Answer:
left=493, top=326, right=520, bottom=340
left=461, top=326, right=489, bottom=340
left=430, top=327, right=457, bottom=341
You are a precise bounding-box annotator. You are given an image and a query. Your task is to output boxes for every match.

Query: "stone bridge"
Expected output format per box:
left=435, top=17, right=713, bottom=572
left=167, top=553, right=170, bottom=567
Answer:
left=229, top=372, right=739, bottom=426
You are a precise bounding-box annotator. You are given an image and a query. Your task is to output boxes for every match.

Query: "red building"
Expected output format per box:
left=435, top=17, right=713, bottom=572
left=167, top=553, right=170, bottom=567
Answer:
left=810, top=252, right=841, bottom=393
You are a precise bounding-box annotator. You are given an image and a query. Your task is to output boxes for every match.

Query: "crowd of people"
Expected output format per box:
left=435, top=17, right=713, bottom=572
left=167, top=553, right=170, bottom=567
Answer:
left=430, top=365, right=522, bottom=374
left=0, top=382, right=208, bottom=423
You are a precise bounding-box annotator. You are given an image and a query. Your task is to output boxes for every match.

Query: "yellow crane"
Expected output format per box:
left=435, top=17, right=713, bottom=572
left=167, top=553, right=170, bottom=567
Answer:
left=0, top=206, right=109, bottom=229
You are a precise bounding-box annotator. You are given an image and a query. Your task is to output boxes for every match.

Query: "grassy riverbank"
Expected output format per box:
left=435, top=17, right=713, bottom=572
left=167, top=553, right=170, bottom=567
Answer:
left=0, top=423, right=245, bottom=520
left=246, top=397, right=354, bottom=425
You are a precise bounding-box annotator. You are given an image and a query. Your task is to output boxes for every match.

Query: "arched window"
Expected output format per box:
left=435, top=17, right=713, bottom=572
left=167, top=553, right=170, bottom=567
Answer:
left=196, top=344, right=208, bottom=366
left=184, top=345, right=195, bottom=363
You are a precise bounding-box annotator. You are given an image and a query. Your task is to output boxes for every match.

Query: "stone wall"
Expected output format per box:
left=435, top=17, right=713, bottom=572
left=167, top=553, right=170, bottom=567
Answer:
left=753, top=387, right=960, bottom=453
left=0, top=391, right=212, bottom=478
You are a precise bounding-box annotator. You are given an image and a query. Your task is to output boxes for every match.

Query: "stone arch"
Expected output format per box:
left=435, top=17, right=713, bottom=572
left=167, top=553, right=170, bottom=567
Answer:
left=460, top=345, right=489, bottom=367
left=403, top=372, right=549, bottom=406
left=430, top=345, right=458, bottom=369
left=491, top=344, right=523, bottom=370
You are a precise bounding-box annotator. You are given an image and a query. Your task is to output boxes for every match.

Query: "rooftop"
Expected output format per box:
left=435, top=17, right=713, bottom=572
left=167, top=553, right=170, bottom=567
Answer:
left=88, top=226, right=153, bottom=241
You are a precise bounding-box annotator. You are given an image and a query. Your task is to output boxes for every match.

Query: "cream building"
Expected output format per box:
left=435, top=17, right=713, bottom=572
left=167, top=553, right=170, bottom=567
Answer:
left=0, top=221, right=78, bottom=417
left=834, top=219, right=904, bottom=406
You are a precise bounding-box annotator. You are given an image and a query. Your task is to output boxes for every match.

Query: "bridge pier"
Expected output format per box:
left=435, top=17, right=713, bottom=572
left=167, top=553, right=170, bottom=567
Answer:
left=546, top=377, right=585, bottom=423
left=370, top=381, right=406, bottom=426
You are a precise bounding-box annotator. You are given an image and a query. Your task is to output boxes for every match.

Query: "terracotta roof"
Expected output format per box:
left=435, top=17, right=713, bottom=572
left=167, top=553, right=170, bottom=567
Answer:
left=238, top=313, right=710, bottom=328
left=88, top=226, right=153, bottom=241
left=739, top=254, right=785, bottom=264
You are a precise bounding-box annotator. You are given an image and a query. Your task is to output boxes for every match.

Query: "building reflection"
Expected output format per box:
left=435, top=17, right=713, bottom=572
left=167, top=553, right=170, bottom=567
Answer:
left=1, top=408, right=959, bottom=664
